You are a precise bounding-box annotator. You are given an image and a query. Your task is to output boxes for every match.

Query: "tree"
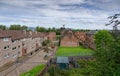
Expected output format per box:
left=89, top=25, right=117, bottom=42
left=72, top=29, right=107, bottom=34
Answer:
left=93, top=30, right=118, bottom=75
left=9, top=24, right=28, bottom=31
left=35, top=26, right=46, bottom=32
left=51, top=27, right=55, bottom=32
left=42, top=40, right=51, bottom=46
left=106, top=13, right=120, bottom=75
left=21, top=25, right=28, bottom=30
left=9, top=24, right=21, bottom=30
left=0, top=25, right=6, bottom=30
left=106, top=13, right=120, bottom=37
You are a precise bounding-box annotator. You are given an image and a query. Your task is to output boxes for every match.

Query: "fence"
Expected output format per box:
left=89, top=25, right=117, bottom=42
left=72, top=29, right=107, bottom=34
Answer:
left=38, top=59, right=52, bottom=76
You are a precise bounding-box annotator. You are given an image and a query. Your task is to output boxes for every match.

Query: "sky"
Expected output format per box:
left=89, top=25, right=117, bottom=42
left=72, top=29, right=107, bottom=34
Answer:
left=0, top=0, right=120, bottom=29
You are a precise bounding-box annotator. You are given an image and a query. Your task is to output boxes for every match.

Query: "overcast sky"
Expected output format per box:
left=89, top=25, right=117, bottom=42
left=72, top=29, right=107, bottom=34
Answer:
left=0, top=0, right=120, bottom=29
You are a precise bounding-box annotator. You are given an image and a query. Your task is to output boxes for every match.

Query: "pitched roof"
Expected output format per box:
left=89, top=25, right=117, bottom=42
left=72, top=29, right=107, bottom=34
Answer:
left=0, top=30, right=28, bottom=40
left=0, top=30, right=11, bottom=38
left=61, top=29, right=74, bottom=39
left=86, top=30, right=97, bottom=35
left=57, top=57, right=69, bottom=63
left=38, top=32, right=48, bottom=37
left=0, top=30, right=49, bottom=40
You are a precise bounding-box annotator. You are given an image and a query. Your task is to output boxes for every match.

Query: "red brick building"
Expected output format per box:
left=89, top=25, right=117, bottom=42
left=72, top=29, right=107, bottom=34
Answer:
left=60, top=28, right=96, bottom=49
left=85, top=31, right=96, bottom=49
left=48, top=32, right=56, bottom=41
left=74, top=31, right=86, bottom=44
left=60, top=30, right=79, bottom=47
left=0, top=30, right=47, bottom=66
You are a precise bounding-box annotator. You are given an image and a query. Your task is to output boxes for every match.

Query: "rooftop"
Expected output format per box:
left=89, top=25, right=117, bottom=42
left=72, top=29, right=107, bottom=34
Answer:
left=57, top=57, right=69, bottom=64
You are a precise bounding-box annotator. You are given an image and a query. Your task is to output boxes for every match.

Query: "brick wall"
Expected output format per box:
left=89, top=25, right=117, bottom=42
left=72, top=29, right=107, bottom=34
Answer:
left=60, top=31, right=79, bottom=47
left=48, top=32, right=56, bottom=41
left=85, top=34, right=95, bottom=49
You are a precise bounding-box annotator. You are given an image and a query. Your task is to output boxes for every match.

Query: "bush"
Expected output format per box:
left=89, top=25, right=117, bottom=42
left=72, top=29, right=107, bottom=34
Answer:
left=48, top=65, right=61, bottom=76
left=42, top=40, right=51, bottom=46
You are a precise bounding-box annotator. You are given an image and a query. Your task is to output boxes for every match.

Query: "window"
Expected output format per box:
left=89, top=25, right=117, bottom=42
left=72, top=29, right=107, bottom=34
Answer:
left=12, top=40, right=17, bottom=43
left=22, top=43, right=25, bottom=46
left=12, top=54, right=17, bottom=58
left=12, top=47, right=17, bottom=50
left=18, top=51, right=20, bottom=54
left=4, top=53, right=9, bottom=58
left=18, top=45, right=20, bottom=48
left=4, top=46, right=7, bottom=49
left=4, top=46, right=9, bottom=50
left=3, top=38, right=9, bottom=41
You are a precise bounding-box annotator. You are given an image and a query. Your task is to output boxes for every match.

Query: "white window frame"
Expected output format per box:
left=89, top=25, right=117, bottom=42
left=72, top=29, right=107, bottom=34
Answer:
left=3, top=38, right=9, bottom=41
left=4, top=53, right=9, bottom=58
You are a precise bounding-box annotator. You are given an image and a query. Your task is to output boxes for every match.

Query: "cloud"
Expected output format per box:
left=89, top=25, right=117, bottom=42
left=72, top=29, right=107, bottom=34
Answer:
left=0, top=0, right=119, bottom=29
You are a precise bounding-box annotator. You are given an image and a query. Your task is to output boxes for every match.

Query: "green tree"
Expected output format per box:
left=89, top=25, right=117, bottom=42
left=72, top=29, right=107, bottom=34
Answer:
left=9, top=24, right=21, bottom=30
left=106, top=13, right=120, bottom=75
left=21, top=25, right=28, bottom=30
left=51, top=27, right=55, bottom=31
left=35, top=26, right=46, bottom=32
left=0, top=25, right=6, bottom=30
left=42, top=40, right=51, bottom=46
left=47, top=28, right=51, bottom=32
left=93, top=30, right=116, bottom=76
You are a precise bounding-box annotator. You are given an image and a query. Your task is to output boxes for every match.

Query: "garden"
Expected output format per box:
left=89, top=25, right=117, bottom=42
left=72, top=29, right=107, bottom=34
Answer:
left=44, top=59, right=95, bottom=76
left=56, top=47, right=94, bottom=57
left=20, top=64, right=45, bottom=76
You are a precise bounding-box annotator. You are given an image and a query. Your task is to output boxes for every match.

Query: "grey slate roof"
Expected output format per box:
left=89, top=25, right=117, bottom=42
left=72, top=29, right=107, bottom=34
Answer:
left=86, top=30, right=98, bottom=35
left=57, top=57, right=69, bottom=64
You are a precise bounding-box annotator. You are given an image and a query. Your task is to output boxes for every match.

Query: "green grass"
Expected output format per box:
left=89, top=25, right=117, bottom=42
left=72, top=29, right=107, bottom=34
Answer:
left=56, top=47, right=94, bottom=56
left=20, top=64, right=45, bottom=76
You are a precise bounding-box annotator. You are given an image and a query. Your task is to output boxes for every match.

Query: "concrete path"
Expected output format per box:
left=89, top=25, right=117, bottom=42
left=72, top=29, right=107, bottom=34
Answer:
left=0, top=50, right=48, bottom=76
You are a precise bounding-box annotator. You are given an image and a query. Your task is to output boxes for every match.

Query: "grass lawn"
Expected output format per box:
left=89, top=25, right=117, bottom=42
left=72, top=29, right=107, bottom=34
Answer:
left=20, top=64, right=45, bottom=76
left=56, top=47, right=94, bottom=56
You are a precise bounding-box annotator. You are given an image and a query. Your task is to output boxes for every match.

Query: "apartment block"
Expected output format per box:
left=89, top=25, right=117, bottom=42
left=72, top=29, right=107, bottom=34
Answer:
left=0, top=30, right=47, bottom=67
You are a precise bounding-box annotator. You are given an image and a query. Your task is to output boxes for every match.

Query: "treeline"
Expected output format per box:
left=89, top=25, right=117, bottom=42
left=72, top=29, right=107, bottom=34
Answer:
left=0, top=24, right=61, bottom=35
left=0, top=24, right=28, bottom=30
left=0, top=24, right=90, bottom=35
left=35, top=26, right=60, bottom=35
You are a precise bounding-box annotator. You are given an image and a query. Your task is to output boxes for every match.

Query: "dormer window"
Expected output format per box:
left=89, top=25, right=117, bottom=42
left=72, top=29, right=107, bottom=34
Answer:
left=3, top=38, right=9, bottom=41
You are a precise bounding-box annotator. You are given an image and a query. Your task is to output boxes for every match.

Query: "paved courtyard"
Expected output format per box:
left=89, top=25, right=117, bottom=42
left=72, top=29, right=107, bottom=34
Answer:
left=0, top=49, right=49, bottom=76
